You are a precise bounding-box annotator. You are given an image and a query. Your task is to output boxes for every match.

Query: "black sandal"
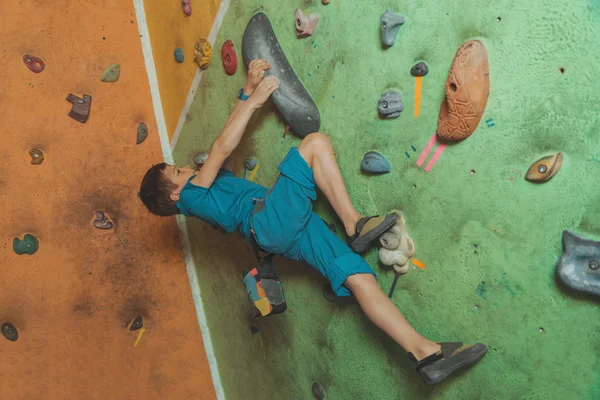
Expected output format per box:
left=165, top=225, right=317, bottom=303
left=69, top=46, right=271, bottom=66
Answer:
left=348, top=214, right=397, bottom=253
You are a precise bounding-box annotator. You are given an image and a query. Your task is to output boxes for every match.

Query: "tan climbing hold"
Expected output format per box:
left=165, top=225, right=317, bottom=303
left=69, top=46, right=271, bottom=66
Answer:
left=525, top=152, right=563, bottom=183
left=378, top=212, right=415, bottom=275
left=437, top=40, right=490, bottom=141
left=194, top=38, right=212, bottom=70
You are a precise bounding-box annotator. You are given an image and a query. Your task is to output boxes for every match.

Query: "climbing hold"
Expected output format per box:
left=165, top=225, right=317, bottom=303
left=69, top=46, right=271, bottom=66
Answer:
left=437, top=40, right=490, bottom=141
left=525, top=152, right=563, bottom=183
left=244, top=157, right=258, bottom=171
left=312, top=382, right=325, bottom=400
left=295, top=9, right=319, bottom=38
left=181, top=0, right=192, bottom=16
left=13, top=233, right=39, bottom=255
left=193, top=151, right=209, bottom=165
left=194, top=39, right=212, bottom=70
left=137, top=122, right=148, bottom=144
left=378, top=212, right=415, bottom=274
left=360, top=151, right=392, bottom=174
left=100, top=64, right=120, bottom=83
left=242, top=13, right=321, bottom=137
left=66, top=93, right=92, bottom=124
left=29, top=148, right=44, bottom=165
left=378, top=90, right=403, bottom=119
left=380, top=11, right=405, bottom=47
left=556, top=230, right=600, bottom=297
left=174, top=48, right=185, bottom=63
left=128, top=316, right=144, bottom=331
left=1, top=323, right=18, bottom=342
left=92, top=211, right=113, bottom=230
left=23, top=54, right=45, bottom=73
left=322, top=0, right=330, bottom=4
left=221, top=39, right=238, bottom=75
left=411, top=61, right=429, bottom=77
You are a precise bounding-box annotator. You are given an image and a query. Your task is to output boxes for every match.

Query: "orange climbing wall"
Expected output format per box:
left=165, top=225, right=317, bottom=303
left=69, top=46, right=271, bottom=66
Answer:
left=0, top=1, right=215, bottom=399
left=143, top=0, right=222, bottom=140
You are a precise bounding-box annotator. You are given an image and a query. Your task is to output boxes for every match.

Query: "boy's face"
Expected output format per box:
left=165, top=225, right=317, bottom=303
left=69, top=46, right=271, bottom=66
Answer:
left=163, top=165, right=197, bottom=201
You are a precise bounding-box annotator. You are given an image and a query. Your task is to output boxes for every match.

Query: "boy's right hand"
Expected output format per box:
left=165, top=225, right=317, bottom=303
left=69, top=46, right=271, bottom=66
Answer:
left=244, top=59, right=271, bottom=96
left=248, top=76, right=280, bottom=109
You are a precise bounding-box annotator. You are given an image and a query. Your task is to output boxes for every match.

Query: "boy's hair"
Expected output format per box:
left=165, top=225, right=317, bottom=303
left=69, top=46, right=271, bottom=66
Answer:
left=139, top=163, right=180, bottom=216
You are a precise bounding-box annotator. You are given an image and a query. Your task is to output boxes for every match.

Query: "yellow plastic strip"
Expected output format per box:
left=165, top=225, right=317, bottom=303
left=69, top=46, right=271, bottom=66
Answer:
left=259, top=335, right=267, bottom=360
left=133, top=328, right=146, bottom=348
left=249, top=163, right=260, bottom=182
left=414, top=76, right=422, bottom=118
left=412, top=258, right=425, bottom=270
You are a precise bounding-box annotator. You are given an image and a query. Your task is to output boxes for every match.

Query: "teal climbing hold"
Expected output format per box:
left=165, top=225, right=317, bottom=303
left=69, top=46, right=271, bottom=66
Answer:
left=174, top=48, right=184, bottom=63
left=13, top=234, right=39, bottom=255
left=101, top=64, right=120, bottom=82
left=360, top=151, right=392, bottom=174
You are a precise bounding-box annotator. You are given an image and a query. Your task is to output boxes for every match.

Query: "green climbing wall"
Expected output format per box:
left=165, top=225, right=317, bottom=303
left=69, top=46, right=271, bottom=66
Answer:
left=173, top=0, right=600, bottom=398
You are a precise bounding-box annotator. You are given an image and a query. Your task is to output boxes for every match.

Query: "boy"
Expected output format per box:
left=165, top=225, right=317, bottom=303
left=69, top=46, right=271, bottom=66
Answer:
left=139, top=59, right=487, bottom=385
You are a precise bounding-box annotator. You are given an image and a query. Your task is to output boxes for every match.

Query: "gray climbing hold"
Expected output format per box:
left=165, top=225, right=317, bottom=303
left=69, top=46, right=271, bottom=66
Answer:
left=174, top=48, right=184, bottom=63
left=244, top=157, right=258, bottom=170
left=137, top=122, right=148, bottom=144
left=312, top=382, right=325, bottom=399
left=411, top=61, right=429, bottom=77
left=1, top=323, right=18, bottom=342
left=381, top=11, right=405, bottom=47
left=378, top=90, right=403, bottom=118
left=193, top=151, right=209, bottom=165
left=361, top=151, right=392, bottom=174
left=556, top=230, right=600, bottom=297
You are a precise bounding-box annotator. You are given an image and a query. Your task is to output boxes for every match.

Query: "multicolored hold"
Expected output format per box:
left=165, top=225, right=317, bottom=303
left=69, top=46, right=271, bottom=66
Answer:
left=174, top=48, right=184, bottom=63
left=221, top=40, right=238, bottom=75
left=13, top=233, right=39, bottom=255
left=92, top=211, right=113, bottom=230
left=137, top=122, right=148, bottom=144
left=194, top=39, right=212, bottom=70
left=66, top=93, right=92, bottom=124
left=101, top=64, right=120, bottom=82
left=525, top=152, right=563, bottom=183
left=181, top=0, right=192, bottom=16
left=295, top=9, right=319, bottom=38
left=1, top=323, right=18, bottom=342
left=23, top=54, right=45, bottom=73
left=360, top=151, right=392, bottom=174
left=29, top=148, right=44, bottom=165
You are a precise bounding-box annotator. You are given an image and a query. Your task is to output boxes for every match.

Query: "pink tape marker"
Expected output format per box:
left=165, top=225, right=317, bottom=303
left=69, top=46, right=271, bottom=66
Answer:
left=424, top=143, right=447, bottom=172
left=416, top=134, right=438, bottom=167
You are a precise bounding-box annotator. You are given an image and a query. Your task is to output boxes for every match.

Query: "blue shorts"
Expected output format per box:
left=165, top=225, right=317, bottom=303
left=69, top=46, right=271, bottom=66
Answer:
left=250, top=147, right=376, bottom=297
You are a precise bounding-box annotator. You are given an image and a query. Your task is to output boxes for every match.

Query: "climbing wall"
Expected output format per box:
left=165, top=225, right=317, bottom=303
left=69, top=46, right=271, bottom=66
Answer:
left=0, top=1, right=215, bottom=398
left=173, top=0, right=600, bottom=398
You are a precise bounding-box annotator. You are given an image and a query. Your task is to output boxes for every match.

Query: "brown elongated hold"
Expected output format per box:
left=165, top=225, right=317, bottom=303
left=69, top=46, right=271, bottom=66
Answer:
left=525, top=152, right=563, bottom=182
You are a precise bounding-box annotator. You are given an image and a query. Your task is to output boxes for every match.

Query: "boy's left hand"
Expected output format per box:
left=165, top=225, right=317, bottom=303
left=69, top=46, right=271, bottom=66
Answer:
left=244, top=59, right=271, bottom=96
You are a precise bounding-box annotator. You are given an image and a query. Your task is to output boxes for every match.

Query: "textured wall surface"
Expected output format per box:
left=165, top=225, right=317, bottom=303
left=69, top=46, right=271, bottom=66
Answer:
left=174, top=0, right=600, bottom=398
left=0, top=1, right=215, bottom=398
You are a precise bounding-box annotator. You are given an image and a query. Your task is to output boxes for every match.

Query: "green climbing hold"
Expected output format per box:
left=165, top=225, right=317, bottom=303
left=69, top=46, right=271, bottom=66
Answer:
left=101, top=64, right=120, bottom=83
left=174, top=48, right=184, bottom=63
left=13, top=233, right=39, bottom=255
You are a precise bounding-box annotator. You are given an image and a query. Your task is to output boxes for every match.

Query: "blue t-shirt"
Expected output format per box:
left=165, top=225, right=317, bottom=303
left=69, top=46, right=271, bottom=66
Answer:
left=177, top=169, right=268, bottom=241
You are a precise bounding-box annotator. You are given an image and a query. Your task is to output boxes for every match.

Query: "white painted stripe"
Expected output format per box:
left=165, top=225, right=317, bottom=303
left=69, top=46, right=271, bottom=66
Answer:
left=169, top=0, right=232, bottom=151
left=133, top=1, right=226, bottom=399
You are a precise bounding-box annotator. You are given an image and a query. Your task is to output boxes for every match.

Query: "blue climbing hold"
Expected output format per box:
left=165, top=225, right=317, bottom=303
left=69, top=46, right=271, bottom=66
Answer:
left=174, top=48, right=184, bottom=63
left=244, top=157, right=258, bottom=170
left=360, top=151, right=392, bottom=174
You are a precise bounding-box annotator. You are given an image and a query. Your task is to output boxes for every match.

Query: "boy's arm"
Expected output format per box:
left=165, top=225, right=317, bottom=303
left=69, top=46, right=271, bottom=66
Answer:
left=191, top=76, right=279, bottom=188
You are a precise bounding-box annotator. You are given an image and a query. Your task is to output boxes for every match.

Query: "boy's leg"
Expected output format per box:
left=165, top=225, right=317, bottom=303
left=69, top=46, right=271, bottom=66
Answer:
left=297, top=133, right=396, bottom=252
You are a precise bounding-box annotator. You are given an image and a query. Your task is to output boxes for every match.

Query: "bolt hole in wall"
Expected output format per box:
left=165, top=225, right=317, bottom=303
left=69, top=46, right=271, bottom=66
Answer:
left=474, top=304, right=479, bottom=309
left=470, top=169, right=476, bottom=175
left=539, top=327, right=545, bottom=333
left=559, top=67, right=565, bottom=74
left=496, top=17, right=501, bottom=22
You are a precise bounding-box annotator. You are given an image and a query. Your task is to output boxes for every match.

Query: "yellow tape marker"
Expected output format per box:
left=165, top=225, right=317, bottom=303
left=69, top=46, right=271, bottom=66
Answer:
left=249, top=163, right=260, bottom=182
left=414, top=76, right=423, bottom=118
left=133, top=328, right=146, bottom=348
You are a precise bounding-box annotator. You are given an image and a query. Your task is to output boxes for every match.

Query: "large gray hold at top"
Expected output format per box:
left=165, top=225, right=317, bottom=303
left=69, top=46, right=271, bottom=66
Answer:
left=381, top=11, right=405, bottom=47
left=242, top=12, right=320, bottom=138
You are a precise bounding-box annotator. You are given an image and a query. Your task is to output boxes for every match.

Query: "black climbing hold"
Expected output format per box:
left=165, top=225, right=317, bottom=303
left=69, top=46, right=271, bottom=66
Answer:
left=411, top=61, right=429, bottom=77
left=242, top=12, right=321, bottom=137
left=13, top=234, right=39, bottom=255
left=250, top=325, right=259, bottom=334
left=92, top=211, right=113, bottom=230
left=66, top=93, right=92, bottom=124
left=128, top=316, right=144, bottom=331
left=311, top=382, right=325, bottom=400
left=360, top=151, right=392, bottom=174
left=137, top=122, right=148, bottom=144
left=1, top=323, right=18, bottom=342
left=29, top=148, right=44, bottom=165
left=556, top=230, right=600, bottom=297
